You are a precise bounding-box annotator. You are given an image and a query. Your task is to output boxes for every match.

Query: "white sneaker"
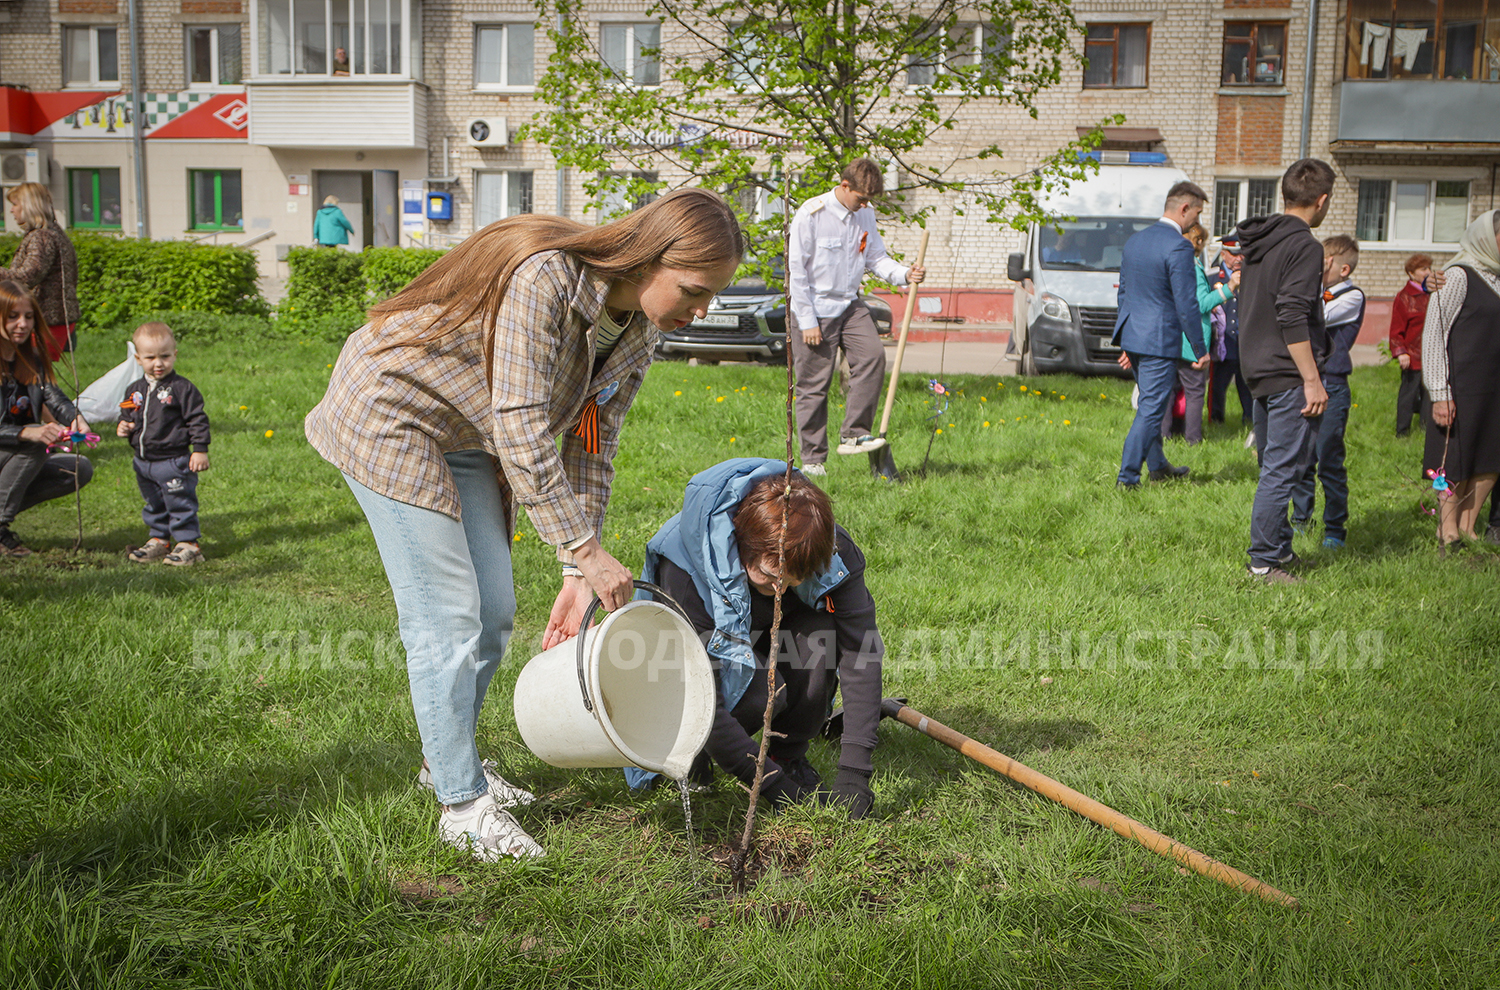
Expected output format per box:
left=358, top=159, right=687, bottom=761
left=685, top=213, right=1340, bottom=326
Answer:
left=800, top=462, right=827, bottom=476
left=418, top=759, right=535, bottom=809
left=837, top=434, right=887, bottom=455
left=439, top=793, right=545, bottom=861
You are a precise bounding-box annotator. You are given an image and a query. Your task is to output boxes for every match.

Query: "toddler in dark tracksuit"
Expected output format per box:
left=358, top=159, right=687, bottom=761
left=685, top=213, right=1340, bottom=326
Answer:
left=116, top=322, right=211, bottom=565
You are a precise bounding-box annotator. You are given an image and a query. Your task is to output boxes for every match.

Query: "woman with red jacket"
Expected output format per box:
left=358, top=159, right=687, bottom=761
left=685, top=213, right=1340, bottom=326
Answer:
left=1389, top=252, right=1432, bottom=437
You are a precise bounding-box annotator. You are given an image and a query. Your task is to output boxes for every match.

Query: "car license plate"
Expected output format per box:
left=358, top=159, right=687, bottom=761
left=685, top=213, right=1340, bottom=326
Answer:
left=697, top=314, right=738, bottom=327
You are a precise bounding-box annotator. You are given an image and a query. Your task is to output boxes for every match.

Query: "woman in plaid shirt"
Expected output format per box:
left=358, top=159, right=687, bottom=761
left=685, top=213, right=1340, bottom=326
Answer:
left=307, top=189, right=743, bottom=860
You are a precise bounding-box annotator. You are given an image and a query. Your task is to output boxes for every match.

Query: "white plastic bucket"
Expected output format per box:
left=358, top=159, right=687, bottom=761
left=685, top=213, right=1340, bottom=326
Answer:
left=513, top=599, right=715, bottom=780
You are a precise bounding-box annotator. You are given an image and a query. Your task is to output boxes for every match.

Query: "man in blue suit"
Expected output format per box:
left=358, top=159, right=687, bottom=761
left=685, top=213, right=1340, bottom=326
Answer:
left=1113, top=181, right=1211, bottom=487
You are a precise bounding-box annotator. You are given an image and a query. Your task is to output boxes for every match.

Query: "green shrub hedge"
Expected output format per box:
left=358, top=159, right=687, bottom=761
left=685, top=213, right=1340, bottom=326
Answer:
left=126, top=310, right=279, bottom=343
left=0, top=232, right=268, bottom=333
left=276, top=245, right=445, bottom=340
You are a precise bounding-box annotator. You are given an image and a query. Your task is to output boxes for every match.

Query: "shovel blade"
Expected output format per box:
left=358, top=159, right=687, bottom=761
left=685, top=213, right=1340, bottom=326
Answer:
left=868, top=444, right=901, bottom=483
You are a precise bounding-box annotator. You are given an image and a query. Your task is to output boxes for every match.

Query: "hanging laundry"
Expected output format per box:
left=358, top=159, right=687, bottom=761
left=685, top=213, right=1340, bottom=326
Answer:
left=1391, top=26, right=1427, bottom=67
left=1360, top=22, right=1391, bottom=70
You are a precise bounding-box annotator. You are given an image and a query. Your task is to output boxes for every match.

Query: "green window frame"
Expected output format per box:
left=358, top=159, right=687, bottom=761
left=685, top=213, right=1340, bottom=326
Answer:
left=189, top=169, right=243, bottom=231
left=68, top=168, right=123, bottom=230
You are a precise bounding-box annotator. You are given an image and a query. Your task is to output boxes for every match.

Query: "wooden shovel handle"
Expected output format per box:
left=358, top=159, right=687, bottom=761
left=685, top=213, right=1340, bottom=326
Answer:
left=876, top=229, right=931, bottom=438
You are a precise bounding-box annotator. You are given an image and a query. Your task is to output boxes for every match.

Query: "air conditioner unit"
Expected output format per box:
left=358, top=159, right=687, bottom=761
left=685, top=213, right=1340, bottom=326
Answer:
left=466, top=117, right=508, bottom=148
left=0, top=149, right=47, bottom=186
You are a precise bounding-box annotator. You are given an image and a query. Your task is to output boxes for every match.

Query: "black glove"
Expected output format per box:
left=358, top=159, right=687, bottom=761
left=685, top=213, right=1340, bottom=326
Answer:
left=829, top=766, right=874, bottom=820
left=759, top=760, right=817, bottom=809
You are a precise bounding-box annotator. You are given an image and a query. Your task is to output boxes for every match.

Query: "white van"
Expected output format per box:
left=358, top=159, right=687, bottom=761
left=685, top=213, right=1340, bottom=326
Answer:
left=1006, top=162, right=1193, bottom=376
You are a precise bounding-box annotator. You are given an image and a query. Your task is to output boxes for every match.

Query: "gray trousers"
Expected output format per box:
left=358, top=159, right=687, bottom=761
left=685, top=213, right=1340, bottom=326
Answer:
left=1162, top=362, right=1210, bottom=444
left=789, top=301, right=885, bottom=465
left=0, top=444, right=93, bottom=528
left=134, top=455, right=201, bottom=542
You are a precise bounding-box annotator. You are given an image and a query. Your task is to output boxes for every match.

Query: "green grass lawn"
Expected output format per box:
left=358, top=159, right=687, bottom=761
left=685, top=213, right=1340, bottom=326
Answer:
left=2, top=336, right=1497, bottom=989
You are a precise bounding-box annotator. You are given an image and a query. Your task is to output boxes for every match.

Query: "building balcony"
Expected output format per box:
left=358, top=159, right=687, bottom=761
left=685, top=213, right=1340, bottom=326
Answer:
left=246, top=80, right=427, bottom=148
left=1337, top=81, right=1500, bottom=149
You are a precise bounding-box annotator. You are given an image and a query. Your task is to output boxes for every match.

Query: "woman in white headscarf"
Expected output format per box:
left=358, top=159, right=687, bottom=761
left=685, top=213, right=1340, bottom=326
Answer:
left=1423, top=209, right=1500, bottom=548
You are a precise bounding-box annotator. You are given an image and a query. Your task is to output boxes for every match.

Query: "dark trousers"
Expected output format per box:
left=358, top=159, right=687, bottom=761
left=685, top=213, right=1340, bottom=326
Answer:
left=1118, top=352, right=1175, bottom=484
left=1161, top=362, right=1209, bottom=444
left=726, top=618, right=838, bottom=770
left=1291, top=375, right=1352, bottom=541
left=789, top=301, right=885, bottom=465
left=134, top=455, right=201, bottom=542
left=1396, top=368, right=1427, bottom=436
left=1211, top=358, right=1253, bottom=424
left=0, top=445, right=93, bottom=527
left=1249, top=385, right=1320, bottom=568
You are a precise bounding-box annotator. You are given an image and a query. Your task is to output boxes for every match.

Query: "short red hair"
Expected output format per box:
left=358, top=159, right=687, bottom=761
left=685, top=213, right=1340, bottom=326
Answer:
left=1404, top=253, right=1433, bottom=276
left=732, top=472, right=836, bottom=584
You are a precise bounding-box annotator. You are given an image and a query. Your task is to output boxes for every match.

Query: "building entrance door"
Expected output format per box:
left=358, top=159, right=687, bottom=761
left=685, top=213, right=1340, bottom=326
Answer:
left=315, top=170, right=373, bottom=250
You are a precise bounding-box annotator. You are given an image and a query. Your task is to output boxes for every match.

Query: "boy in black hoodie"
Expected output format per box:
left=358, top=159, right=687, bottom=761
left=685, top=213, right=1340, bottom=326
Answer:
left=116, top=322, right=211, bottom=565
left=1234, top=159, right=1334, bottom=584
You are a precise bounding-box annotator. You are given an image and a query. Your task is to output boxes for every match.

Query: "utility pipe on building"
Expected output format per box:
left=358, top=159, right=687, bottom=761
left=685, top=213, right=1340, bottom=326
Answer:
left=126, top=0, right=149, bottom=238
left=1299, top=0, right=1319, bottom=159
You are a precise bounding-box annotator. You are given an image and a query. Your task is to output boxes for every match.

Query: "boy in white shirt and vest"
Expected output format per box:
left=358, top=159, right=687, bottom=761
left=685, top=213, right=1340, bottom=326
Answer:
left=787, top=158, right=924, bottom=475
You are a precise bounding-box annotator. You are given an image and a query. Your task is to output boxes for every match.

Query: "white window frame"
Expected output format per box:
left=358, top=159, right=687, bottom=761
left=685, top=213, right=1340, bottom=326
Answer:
left=1210, top=177, right=1280, bottom=239
left=597, top=170, right=659, bottom=221
left=248, top=0, right=416, bottom=80
left=906, top=23, right=1008, bottom=90
left=473, top=170, right=534, bottom=230
left=600, top=22, right=661, bottom=88
left=731, top=173, right=790, bottom=221
left=1355, top=178, right=1472, bottom=247
left=473, top=23, right=534, bottom=91
left=64, top=26, right=120, bottom=88
left=185, top=24, right=243, bottom=89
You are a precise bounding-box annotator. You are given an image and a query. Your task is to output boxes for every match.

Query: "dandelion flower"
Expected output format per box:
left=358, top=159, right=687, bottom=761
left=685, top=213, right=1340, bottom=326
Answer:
left=1060, top=395, right=1066, bottom=400
left=239, top=405, right=248, bottom=410
left=513, top=531, right=522, bottom=542
left=983, top=421, right=990, bottom=427
left=674, top=390, right=682, bottom=396
left=935, top=428, right=943, bottom=434
left=1019, top=385, right=1027, bottom=392
left=1100, top=393, right=1107, bottom=399
left=716, top=396, right=724, bottom=402
left=1064, top=419, right=1071, bottom=425
left=948, top=423, right=955, bottom=428
left=729, top=437, right=737, bottom=443
left=326, top=363, right=332, bottom=369
left=264, top=430, right=274, bottom=438
left=980, top=396, right=987, bottom=402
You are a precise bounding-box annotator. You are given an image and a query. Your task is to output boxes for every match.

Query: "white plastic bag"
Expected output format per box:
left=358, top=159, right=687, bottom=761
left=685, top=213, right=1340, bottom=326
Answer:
left=76, top=342, right=139, bottom=424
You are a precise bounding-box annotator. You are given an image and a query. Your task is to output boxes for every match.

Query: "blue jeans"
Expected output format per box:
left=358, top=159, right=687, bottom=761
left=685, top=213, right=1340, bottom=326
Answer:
left=344, top=449, right=517, bottom=805
left=1118, top=352, right=1176, bottom=484
left=1249, top=386, right=1321, bottom=568
left=1291, top=375, right=1351, bottom=540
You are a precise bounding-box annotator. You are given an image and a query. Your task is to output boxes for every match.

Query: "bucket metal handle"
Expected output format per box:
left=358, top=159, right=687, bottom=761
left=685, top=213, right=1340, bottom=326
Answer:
left=575, top=579, right=695, bottom=715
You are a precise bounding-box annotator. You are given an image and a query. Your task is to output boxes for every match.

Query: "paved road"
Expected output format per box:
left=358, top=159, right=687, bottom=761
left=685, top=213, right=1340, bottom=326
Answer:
left=885, top=338, right=1389, bottom=378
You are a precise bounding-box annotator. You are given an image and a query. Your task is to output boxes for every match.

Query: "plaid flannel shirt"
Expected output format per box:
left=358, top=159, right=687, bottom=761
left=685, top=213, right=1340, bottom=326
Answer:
left=305, top=250, right=657, bottom=562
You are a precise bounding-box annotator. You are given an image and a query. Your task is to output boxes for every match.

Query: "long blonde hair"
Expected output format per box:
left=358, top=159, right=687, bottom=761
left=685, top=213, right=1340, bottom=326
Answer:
left=6, top=183, right=57, bottom=233
left=369, top=188, right=743, bottom=342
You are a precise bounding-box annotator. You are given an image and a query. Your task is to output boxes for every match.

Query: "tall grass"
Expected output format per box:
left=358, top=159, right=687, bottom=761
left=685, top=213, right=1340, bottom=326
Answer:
left=1, top=336, right=1496, bottom=988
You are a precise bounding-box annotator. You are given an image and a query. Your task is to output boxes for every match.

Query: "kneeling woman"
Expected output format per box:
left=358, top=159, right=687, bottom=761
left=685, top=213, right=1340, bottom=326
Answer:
left=640, top=458, right=884, bottom=818
left=0, top=280, right=92, bottom=556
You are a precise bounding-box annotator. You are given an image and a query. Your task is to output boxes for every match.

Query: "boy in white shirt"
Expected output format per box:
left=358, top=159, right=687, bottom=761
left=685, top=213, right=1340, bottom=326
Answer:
left=786, top=158, right=924, bottom=474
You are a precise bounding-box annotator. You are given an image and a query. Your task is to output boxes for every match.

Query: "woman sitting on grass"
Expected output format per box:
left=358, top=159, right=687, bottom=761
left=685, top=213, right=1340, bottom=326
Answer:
left=0, top=280, right=92, bottom=556
left=306, top=190, right=742, bottom=861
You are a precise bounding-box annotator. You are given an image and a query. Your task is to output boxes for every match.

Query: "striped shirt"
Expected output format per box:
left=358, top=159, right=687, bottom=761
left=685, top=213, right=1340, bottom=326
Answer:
left=305, top=250, right=657, bottom=562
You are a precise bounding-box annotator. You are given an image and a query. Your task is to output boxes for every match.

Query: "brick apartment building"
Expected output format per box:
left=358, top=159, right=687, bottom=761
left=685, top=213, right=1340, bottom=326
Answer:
left=1, top=0, right=1497, bottom=326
